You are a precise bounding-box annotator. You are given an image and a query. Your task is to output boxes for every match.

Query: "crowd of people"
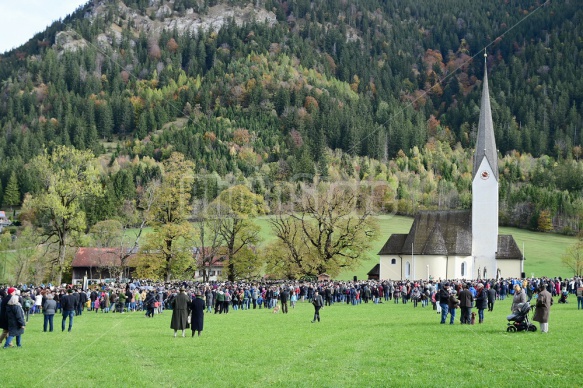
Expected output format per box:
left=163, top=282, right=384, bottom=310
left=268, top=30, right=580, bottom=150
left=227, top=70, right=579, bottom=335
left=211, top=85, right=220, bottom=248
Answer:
left=1, top=276, right=582, bottom=347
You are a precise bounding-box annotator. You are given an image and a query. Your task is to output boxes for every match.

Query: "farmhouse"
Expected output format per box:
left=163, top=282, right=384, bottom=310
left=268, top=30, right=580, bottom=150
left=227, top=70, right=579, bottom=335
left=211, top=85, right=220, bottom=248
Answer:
left=71, top=247, right=138, bottom=284
left=192, top=247, right=226, bottom=282
left=72, top=246, right=226, bottom=284
left=378, top=60, right=524, bottom=280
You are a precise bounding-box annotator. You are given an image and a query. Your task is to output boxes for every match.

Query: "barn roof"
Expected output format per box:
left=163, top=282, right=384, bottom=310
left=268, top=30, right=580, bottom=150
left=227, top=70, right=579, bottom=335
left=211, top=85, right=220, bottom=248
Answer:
left=367, top=264, right=380, bottom=276
left=72, top=247, right=137, bottom=268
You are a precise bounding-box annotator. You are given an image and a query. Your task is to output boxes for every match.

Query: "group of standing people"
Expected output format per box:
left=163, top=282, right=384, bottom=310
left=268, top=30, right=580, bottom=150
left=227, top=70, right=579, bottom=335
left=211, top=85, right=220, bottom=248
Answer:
left=169, top=288, right=206, bottom=338
left=434, top=279, right=553, bottom=332
left=0, top=274, right=566, bottom=345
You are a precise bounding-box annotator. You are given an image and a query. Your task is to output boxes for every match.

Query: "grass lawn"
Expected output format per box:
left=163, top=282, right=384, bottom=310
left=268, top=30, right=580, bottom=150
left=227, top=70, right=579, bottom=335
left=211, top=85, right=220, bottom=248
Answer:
left=2, top=297, right=581, bottom=387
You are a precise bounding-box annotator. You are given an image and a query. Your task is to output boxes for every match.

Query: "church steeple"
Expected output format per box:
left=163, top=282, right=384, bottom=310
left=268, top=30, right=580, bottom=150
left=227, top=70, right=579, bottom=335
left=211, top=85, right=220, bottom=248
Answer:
left=473, top=54, right=498, bottom=181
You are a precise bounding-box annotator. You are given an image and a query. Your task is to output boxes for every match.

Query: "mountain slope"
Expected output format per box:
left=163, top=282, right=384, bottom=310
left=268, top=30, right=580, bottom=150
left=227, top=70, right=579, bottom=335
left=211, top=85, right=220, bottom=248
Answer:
left=0, top=0, right=582, bottom=232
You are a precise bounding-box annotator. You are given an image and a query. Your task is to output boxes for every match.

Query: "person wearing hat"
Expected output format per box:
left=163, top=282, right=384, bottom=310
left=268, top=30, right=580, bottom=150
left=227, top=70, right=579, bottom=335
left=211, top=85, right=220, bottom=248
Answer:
left=61, top=289, right=76, bottom=332
left=533, top=283, right=552, bottom=333
left=170, top=288, right=190, bottom=337
left=3, top=294, right=25, bottom=348
left=189, top=291, right=205, bottom=337
left=0, top=287, right=17, bottom=345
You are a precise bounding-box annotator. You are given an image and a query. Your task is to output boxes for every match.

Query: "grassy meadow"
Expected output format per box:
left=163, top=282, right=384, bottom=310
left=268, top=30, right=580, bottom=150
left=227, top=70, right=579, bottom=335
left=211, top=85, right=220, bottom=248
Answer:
left=2, top=297, right=582, bottom=387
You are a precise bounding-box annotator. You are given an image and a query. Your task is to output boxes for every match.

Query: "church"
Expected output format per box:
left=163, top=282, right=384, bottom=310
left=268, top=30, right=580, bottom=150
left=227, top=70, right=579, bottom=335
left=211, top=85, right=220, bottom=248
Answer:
left=377, top=58, right=524, bottom=281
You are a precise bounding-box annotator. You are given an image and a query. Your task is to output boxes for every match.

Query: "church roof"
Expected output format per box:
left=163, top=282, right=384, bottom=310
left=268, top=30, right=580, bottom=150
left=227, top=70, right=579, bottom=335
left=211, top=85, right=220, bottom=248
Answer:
left=404, top=210, right=472, bottom=256
left=379, top=210, right=472, bottom=256
left=378, top=234, right=408, bottom=255
left=496, top=235, right=523, bottom=260
left=473, top=64, right=499, bottom=181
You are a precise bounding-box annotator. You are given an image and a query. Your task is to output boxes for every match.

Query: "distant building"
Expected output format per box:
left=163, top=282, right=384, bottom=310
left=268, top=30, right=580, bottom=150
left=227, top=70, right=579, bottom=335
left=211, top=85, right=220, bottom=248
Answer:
left=193, top=247, right=226, bottom=282
left=72, top=246, right=227, bottom=283
left=317, top=273, right=332, bottom=282
left=378, top=60, right=524, bottom=280
left=71, top=247, right=138, bottom=284
left=0, top=211, right=11, bottom=233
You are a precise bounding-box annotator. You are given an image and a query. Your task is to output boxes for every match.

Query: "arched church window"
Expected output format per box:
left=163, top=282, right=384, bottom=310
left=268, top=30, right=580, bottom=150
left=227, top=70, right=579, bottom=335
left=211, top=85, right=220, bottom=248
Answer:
left=391, top=258, right=396, bottom=264
left=405, top=262, right=411, bottom=278
left=461, top=262, right=466, bottom=277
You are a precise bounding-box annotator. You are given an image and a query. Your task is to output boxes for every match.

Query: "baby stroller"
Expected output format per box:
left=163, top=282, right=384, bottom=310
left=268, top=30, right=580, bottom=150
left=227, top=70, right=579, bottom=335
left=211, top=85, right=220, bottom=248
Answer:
left=558, top=291, right=568, bottom=304
left=506, top=302, right=537, bottom=332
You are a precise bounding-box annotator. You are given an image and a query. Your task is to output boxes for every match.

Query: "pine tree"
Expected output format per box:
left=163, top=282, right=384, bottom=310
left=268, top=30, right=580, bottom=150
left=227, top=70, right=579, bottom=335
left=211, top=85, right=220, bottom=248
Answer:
left=3, top=172, right=21, bottom=216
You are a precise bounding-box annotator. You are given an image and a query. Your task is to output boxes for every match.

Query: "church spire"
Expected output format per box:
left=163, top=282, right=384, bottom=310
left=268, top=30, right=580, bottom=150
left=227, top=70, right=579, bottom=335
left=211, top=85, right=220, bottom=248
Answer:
left=473, top=52, right=498, bottom=181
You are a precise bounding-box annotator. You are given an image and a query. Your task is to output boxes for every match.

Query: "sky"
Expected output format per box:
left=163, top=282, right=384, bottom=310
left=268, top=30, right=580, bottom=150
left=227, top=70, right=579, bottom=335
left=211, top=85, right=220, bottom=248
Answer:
left=0, top=0, right=88, bottom=53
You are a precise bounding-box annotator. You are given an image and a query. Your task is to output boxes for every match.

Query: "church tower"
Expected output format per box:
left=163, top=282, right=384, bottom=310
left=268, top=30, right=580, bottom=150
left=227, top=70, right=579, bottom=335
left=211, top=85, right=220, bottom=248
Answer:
left=472, top=54, right=498, bottom=279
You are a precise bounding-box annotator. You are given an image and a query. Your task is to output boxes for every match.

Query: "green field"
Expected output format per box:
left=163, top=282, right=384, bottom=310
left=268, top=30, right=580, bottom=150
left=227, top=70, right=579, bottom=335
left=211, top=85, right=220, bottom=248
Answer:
left=2, top=298, right=581, bottom=387
left=256, top=215, right=579, bottom=281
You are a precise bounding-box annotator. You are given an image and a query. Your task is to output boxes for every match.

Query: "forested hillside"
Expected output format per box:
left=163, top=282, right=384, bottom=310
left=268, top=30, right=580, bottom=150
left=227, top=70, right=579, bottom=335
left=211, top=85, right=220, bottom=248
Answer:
left=0, top=0, right=582, bottom=234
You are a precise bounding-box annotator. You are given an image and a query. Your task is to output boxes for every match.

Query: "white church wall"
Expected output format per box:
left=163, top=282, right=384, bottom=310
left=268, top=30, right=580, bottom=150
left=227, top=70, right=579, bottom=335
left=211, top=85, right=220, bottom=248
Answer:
left=409, top=255, right=447, bottom=281
left=379, top=255, right=401, bottom=280
left=450, top=256, right=474, bottom=279
left=497, top=260, right=523, bottom=279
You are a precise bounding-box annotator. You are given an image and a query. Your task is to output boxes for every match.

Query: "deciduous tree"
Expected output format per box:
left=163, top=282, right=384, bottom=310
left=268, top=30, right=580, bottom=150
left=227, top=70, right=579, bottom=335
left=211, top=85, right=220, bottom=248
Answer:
left=22, top=146, right=102, bottom=284
left=562, top=233, right=583, bottom=277
left=137, top=153, right=196, bottom=281
left=210, top=185, right=266, bottom=281
left=272, top=181, right=379, bottom=278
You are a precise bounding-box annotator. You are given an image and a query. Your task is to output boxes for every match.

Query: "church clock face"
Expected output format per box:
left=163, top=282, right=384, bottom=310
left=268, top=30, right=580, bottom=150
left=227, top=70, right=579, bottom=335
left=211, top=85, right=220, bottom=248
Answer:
left=480, top=170, right=490, bottom=180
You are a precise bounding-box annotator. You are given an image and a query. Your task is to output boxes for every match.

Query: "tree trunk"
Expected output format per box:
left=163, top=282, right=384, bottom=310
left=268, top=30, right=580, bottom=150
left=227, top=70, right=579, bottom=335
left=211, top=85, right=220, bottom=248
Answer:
left=165, top=238, right=173, bottom=282
left=56, top=238, right=67, bottom=285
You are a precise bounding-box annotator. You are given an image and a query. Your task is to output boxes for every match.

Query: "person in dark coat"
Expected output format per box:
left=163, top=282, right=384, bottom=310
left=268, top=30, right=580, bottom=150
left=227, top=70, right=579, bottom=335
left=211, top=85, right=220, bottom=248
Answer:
left=458, top=284, right=473, bottom=324
left=144, top=291, right=156, bottom=318
left=0, top=287, right=16, bottom=345
left=61, top=289, right=76, bottom=332
left=280, top=286, right=290, bottom=314
left=475, top=284, right=488, bottom=324
left=533, top=283, right=553, bottom=333
left=170, top=288, right=190, bottom=337
left=311, top=291, right=324, bottom=323
left=3, top=295, right=26, bottom=348
left=487, top=285, right=497, bottom=311
left=189, top=292, right=205, bottom=337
